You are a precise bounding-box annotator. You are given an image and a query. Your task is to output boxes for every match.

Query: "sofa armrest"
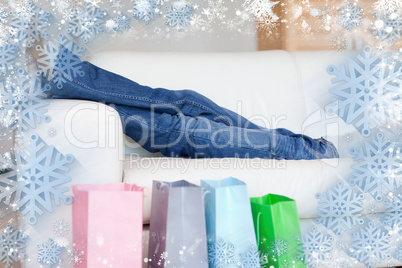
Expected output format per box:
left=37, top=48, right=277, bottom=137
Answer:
left=18, top=99, right=124, bottom=265
left=26, top=99, right=124, bottom=182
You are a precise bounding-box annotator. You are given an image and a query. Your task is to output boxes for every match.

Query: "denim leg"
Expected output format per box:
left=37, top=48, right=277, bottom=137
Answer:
left=49, top=61, right=339, bottom=159
left=113, top=104, right=338, bottom=159
left=50, top=61, right=262, bottom=129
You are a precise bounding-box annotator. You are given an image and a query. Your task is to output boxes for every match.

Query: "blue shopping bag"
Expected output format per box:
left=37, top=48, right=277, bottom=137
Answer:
left=201, top=177, right=260, bottom=268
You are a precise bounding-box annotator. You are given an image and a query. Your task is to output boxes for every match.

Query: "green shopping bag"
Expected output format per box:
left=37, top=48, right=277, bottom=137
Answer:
left=250, top=194, right=306, bottom=268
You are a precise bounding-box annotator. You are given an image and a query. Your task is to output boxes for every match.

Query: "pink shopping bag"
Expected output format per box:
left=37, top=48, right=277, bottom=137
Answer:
left=72, top=183, right=146, bottom=268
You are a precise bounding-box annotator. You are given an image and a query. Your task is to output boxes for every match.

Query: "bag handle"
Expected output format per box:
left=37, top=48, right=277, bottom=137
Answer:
left=156, top=182, right=169, bottom=192
left=130, top=184, right=149, bottom=197
left=256, top=212, right=262, bottom=246
left=202, top=189, right=210, bottom=201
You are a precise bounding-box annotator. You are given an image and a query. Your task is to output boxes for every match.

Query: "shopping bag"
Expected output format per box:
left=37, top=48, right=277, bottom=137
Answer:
left=250, top=194, right=306, bottom=268
left=201, top=177, right=260, bottom=268
left=72, top=183, right=146, bottom=268
left=148, top=180, right=208, bottom=268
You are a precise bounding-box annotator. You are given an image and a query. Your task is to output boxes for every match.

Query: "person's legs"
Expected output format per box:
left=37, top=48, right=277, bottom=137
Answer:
left=113, top=103, right=337, bottom=159
left=49, top=60, right=339, bottom=159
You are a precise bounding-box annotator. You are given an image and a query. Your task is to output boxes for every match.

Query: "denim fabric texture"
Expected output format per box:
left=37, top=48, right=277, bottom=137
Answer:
left=48, top=60, right=339, bottom=160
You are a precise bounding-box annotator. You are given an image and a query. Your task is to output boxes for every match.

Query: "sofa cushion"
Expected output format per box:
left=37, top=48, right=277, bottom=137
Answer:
left=123, top=156, right=356, bottom=224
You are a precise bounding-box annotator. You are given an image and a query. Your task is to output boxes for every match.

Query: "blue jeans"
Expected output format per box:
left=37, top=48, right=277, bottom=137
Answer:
left=49, top=61, right=339, bottom=160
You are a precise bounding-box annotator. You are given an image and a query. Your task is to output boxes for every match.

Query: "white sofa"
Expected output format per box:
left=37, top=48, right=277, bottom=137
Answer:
left=15, top=50, right=400, bottom=267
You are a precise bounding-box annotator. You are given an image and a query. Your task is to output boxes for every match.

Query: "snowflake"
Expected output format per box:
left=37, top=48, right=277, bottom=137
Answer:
left=287, top=2, right=302, bottom=21
left=364, top=201, right=380, bottom=218
left=349, top=132, right=402, bottom=202
left=36, top=33, right=86, bottom=89
left=37, top=238, right=63, bottom=267
left=295, top=227, right=333, bottom=268
left=239, top=246, right=260, bottom=268
left=9, top=1, right=50, bottom=48
left=311, top=5, right=332, bottom=21
left=0, top=131, right=6, bottom=144
left=48, top=127, right=57, bottom=138
left=310, top=8, right=319, bottom=17
left=132, top=0, right=162, bottom=24
left=105, top=19, right=117, bottom=30
left=350, top=222, right=391, bottom=267
left=326, top=46, right=402, bottom=137
left=111, top=12, right=131, bottom=32
left=165, top=1, right=193, bottom=31
left=53, top=218, right=70, bottom=237
left=108, top=0, right=124, bottom=9
left=248, top=0, right=279, bottom=20
left=383, top=193, right=402, bottom=230
left=374, top=0, right=401, bottom=15
left=331, top=34, right=348, bottom=51
left=259, top=251, right=269, bottom=267
left=279, top=263, right=294, bottom=268
left=337, top=2, right=363, bottom=32
left=0, top=41, right=17, bottom=76
left=208, top=239, right=236, bottom=268
left=160, top=251, right=168, bottom=259
left=0, top=25, right=10, bottom=44
left=9, top=1, right=36, bottom=21
left=257, top=13, right=279, bottom=38
left=395, top=127, right=402, bottom=138
left=202, top=0, right=228, bottom=22
left=395, top=244, right=402, bottom=262
left=68, top=246, right=85, bottom=266
left=300, top=19, right=312, bottom=35
left=96, top=233, right=104, bottom=247
left=372, top=8, right=402, bottom=46
left=50, top=0, right=81, bottom=20
left=19, top=52, right=35, bottom=67
left=0, top=7, right=8, bottom=24
left=270, top=237, right=288, bottom=257
left=343, top=133, right=353, bottom=143
left=0, top=68, right=50, bottom=132
left=190, top=14, right=208, bottom=31
left=323, top=258, right=353, bottom=268
left=87, top=0, right=102, bottom=6
left=67, top=2, right=106, bottom=43
left=315, top=181, right=364, bottom=237
left=54, top=237, right=69, bottom=248
left=0, top=224, right=28, bottom=268
left=0, top=133, right=74, bottom=225
left=223, top=18, right=243, bottom=32
left=334, top=239, right=349, bottom=251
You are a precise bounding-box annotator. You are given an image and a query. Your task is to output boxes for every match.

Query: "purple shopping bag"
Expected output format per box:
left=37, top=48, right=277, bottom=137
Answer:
left=148, top=180, right=208, bottom=268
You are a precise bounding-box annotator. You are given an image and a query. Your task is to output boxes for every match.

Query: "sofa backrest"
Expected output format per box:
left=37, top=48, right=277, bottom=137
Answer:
left=90, top=50, right=360, bottom=158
